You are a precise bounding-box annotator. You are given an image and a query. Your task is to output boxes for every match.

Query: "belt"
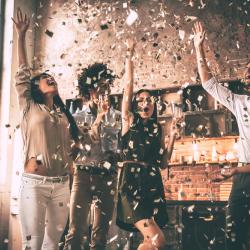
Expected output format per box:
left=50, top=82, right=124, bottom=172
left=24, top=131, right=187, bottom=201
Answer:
left=22, top=173, right=69, bottom=183
left=76, top=164, right=116, bottom=175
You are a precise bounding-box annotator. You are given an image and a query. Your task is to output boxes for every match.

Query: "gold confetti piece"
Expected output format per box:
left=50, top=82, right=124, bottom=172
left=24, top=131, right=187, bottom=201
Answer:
left=86, top=77, right=92, bottom=85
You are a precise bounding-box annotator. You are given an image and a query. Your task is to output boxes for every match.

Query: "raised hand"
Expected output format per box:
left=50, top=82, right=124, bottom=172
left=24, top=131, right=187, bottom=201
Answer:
left=192, top=21, right=206, bottom=48
left=97, top=95, right=109, bottom=116
left=170, top=116, right=184, bottom=138
left=12, top=7, right=30, bottom=36
left=125, top=38, right=136, bottom=52
left=210, top=167, right=236, bottom=182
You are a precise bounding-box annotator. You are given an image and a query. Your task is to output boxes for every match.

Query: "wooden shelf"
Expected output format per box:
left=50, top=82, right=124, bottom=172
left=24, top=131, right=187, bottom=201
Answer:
left=174, top=135, right=238, bottom=143
left=184, top=109, right=227, bottom=116
left=168, top=160, right=238, bottom=167
left=158, top=109, right=228, bottom=118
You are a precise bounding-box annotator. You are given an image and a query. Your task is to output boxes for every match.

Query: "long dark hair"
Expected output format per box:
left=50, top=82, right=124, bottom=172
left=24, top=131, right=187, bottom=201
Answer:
left=30, top=73, right=79, bottom=141
left=131, top=89, right=158, bottom=123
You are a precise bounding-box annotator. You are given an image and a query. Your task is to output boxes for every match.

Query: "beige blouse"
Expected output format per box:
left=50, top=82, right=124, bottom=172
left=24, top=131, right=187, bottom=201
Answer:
left=15, top=64, right=72, bottom=176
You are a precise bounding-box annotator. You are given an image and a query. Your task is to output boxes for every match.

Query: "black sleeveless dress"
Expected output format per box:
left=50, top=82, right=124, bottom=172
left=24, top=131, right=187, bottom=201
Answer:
left=116, top=114, right=169, bottom=232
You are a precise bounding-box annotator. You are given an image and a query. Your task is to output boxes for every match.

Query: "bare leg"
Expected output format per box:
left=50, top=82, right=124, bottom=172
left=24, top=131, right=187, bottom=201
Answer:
left=135, top=218, right=166, bottom=250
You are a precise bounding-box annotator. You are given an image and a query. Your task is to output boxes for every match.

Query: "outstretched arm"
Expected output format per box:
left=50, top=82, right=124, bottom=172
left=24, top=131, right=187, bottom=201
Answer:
left=89, top=96, right=109, bottom=142
left=193, top=22, right=236, bottom=114
left=211, top=165, right=250, bottom=182
left=193, top=22, right=211, bottom=84
left=12, top=8, right=32, bottom=110
left=121, top=39, right=135, bottom=136
left=12, top=8, right=30, bottom=66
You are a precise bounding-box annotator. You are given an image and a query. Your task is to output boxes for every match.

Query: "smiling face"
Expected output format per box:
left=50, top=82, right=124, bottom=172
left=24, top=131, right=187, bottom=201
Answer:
left=38, top=74, right=58, bottom=96
left=136, top=91, right=155, bottom=120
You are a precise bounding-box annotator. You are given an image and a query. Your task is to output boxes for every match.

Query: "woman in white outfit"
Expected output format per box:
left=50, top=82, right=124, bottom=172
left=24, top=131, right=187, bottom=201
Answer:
left=12, top=8, right=79, bottom=250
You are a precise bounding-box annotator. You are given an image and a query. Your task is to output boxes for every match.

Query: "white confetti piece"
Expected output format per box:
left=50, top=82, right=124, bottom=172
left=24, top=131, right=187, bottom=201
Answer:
left=126, top=9, right=138, bottom=26
left=86, top=77, right=92, bottom=84
left=85, top=144, right=91, bottom=151
left=179, top=30, right=185, bottom=40
left=103, top=161, right=111, bottom=169
left=108, top=235, right=118, bottom=243
left=123, top=2, right=128, bottom=8
left=184, top=15, right=197, bottom=22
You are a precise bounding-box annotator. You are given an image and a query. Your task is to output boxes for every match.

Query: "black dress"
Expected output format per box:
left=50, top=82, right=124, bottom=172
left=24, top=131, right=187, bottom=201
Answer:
left=116, top=114, right=169, bottom=232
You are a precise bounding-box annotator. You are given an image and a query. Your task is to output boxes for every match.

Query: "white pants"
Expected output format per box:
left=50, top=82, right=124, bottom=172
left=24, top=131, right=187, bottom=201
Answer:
left=19, top=173, right=70, bottom=250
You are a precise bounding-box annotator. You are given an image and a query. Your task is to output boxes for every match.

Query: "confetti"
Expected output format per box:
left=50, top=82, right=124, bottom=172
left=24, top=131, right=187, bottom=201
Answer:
left=103, top=161, right=111, bottom=169
left=128, top=140, right=134, bottom=149
left=85, top=144, right=91, bottom=151
left=126, top=9, right=138, bottom=26
left=123, top=2, right=128, bottom=8
left=100, top=21, right=108, bottom=30
left=36, top=154, right=43, bottom=164
left=26, top=235, right=31, bottom=241
left=178, top=30, right=185, bottom=40
left=184, top=15, right=197, bottom=22
left=45, top=29, right=54, bottom=37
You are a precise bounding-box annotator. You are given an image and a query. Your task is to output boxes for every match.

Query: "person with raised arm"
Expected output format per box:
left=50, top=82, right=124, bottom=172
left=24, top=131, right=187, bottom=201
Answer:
left=193, top=21, right=250, bottom=250
left=116, top=38, right=179, bottom=250
left=63, top=63, right=122, bottom=250
left=12, top=8, right=78, bottom=250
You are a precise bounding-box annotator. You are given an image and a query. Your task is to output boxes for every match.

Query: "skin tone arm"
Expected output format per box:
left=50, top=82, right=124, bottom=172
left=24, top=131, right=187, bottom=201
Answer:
left=161, top=118, right=183, bottom=168
left=192, top=22, right=212, bottom=84
left=165, top=118, right=180, bottom=160
left=193, top=23, right=250, bottom=180
left=89, top=95, right=109, bottom=142
left=232, top=165, right=250, bottom=174
left=121, top=39, right=135, bottom=136
left=12, top=8, right=30, bottom=66
left=212, top=165, right=250, bottom=182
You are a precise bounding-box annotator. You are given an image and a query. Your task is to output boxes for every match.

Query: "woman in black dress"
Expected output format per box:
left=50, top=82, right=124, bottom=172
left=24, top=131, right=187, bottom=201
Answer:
left=116, top=39, right=178, bottom=250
